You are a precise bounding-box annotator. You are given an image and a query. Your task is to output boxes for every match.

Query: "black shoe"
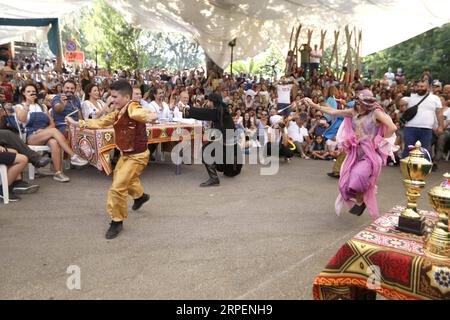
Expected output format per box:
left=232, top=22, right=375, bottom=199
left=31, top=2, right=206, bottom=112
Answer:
left=432, top=163, right=438, bottom=172
left=34, top=156, right=52, bottom=168
left=0, top=189, right=21, bottom=202
left=132, top=193, right=150, bottom=211
left=349, top=203, right=366, bottom=216
left=12, top=180, right=40, bottom=194
left=105, top=221, right=123, bottom=239
left=200, top=178, right=220, bottom=187
left=327, top=172, right=340, bottom=179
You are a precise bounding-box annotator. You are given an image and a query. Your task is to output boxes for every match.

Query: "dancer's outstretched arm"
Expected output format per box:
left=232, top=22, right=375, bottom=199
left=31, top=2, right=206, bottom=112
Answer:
left=302, top=98, right=353, bottom=117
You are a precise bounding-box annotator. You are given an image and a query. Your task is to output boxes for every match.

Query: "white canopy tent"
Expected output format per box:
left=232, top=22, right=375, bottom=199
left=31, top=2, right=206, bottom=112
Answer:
left=0, top=0, right=449, bottom=68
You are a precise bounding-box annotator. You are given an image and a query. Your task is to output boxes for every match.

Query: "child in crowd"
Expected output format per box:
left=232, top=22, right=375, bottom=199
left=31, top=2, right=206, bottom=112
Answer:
left=309, top=135, right=331, bottom=160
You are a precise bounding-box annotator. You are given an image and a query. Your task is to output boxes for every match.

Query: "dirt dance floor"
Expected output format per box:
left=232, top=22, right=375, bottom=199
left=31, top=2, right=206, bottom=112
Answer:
left=1, top=157, right=448, bottom=299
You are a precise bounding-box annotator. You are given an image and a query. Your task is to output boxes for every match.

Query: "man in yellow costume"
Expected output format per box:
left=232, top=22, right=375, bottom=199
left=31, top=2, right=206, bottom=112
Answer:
left=67, top=80, right=157, bottom=239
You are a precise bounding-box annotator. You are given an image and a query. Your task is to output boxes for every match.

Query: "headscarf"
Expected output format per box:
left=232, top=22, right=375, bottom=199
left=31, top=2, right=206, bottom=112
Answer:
left=355, top=89, right=380, bottom=111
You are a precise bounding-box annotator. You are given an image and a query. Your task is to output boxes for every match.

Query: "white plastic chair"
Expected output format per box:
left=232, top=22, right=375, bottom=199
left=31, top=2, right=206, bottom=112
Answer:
left=14, top=114, right=52, bottom=180
left=0, top=164, right=9, bottom=204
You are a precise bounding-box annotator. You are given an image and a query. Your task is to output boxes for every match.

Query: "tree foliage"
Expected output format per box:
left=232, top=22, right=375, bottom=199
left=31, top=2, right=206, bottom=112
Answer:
left=60, top=0, right=204, bottom=71
left=362, top=23, right=450, bottom=83
left=223, top=43, right=285, bottom=80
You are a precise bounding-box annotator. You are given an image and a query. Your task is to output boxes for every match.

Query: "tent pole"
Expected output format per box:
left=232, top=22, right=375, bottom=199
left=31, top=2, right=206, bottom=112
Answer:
left=56, top=19, right=63, bottom=73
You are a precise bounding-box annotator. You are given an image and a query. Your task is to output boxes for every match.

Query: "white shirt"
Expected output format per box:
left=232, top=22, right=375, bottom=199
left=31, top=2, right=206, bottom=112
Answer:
left=288, top=121, right=302, bottom=142
left=244, top=89, right=257, bottom=98
left=310, top=49, right=322, bottom=64
left=405, top=93, right=442, bottom=129
left=277, top=84, right=293, bottom=104
left=443, top=108, right=450, bottom=128
left=174, top=102, right=187, bottom=120
left=15, top=103, right=47, bottom=123
left=259, top=90, right=270, bottom=102
left=149, top=100, right=170, bottom=120
left=269, top=114, right=283, bottom=126
left=287, top=121, right=309, bottom=143
left=139, top=99, right=151, bottom=109
left=384, top=72, right=395, bottom=85
left=326, top=139, right=339, bottom=151
left=81, top=99, right=104, bottom=120
left=299, top=126, right=309, bottom=143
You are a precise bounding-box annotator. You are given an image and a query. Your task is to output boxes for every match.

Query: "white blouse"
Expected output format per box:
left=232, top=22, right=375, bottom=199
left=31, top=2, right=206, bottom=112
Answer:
left=81, top=99, right=105, bottom=120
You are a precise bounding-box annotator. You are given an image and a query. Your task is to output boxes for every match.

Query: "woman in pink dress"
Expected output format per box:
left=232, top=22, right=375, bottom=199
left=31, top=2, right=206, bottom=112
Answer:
left=303, top=90, right=398, bottom=219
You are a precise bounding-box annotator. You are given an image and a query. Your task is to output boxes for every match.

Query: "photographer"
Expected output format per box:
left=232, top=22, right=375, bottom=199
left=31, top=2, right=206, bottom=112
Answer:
left=309, top=114, right=329, bottom=138
left=51, top=79, right=82, bottom=134
left=266, top=118, right=294, bottom=161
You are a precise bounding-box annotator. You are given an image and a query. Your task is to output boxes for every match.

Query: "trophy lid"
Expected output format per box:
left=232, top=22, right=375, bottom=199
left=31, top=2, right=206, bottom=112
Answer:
left=408, top=141, right=426, bottom=159
left=429, top=173, right=450, bottom=198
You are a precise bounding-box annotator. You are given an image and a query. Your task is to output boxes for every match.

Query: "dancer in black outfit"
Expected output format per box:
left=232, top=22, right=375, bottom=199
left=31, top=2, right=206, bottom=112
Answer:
left=180, top=93, right=242, bottom=187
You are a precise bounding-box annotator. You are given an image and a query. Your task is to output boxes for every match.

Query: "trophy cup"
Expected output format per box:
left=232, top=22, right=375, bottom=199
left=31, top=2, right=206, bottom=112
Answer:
left=425, top=173, right=450, bottom=260
left=397, top=141, right=433, bottom=235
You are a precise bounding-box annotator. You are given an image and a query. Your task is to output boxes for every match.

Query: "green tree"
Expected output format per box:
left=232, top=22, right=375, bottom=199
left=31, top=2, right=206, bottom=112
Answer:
left=224, top=43, right=285, bottom=80
left=140, top=32, right=205, bottom=72
left=362, top=23, right=450, bottom=83
left=60, top=0, right=204, bottom=71
left=61, top=0, right=143, bottom=70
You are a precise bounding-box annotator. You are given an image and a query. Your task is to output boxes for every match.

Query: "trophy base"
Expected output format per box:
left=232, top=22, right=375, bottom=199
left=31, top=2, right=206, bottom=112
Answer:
left=423, top=229, right=450, bottom=260
left=397, top=215, right=425, bottom=236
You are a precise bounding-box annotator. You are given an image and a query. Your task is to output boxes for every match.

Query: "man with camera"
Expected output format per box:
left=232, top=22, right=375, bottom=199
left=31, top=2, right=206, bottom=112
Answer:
left=51, top=79, right=82, bottom=134
left=266, top=117, right=294, bottom=162
left=309, top=113, right=330, bottom=138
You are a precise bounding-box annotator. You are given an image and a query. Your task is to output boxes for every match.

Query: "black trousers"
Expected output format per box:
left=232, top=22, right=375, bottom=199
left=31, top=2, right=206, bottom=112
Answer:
left=0, top=129, right=40, bottom=166
left=265, top=142, right=294, bottom=158
left=202, top=141, right=219, bottom=180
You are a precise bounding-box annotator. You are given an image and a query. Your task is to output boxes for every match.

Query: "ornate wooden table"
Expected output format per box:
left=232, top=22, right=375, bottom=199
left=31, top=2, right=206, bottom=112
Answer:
left=67, top=121, right=203, bottom=175
left=313, top=206, right=450, bottom=300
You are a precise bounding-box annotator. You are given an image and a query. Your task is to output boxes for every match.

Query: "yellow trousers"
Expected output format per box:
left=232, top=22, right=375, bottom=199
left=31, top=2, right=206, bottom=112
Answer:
left=333, top=151, right=346, bottom=175
left=107, top=149, right=150, bottom=222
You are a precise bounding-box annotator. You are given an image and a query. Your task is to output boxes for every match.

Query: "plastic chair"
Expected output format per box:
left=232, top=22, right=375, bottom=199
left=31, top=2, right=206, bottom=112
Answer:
left=0, top=164, right=9, bottom=204
left=14, top=114, right=52, bottom=180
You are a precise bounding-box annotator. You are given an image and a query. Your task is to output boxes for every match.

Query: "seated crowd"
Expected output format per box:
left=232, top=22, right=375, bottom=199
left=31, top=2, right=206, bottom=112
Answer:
left=1, top=52, right=449, bottom=201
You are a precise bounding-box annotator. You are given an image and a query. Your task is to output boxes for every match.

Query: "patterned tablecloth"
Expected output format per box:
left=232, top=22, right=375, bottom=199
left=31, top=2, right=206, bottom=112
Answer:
left=67, top=121, right=203, bottom=175
left=313, top=206, right=450, bottom=300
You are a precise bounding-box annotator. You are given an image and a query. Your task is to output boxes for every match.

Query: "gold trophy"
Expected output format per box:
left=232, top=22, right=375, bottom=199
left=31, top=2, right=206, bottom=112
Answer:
left=398, top=141, right=433, bottom=235
left=425, top=173, right=450, bottom=260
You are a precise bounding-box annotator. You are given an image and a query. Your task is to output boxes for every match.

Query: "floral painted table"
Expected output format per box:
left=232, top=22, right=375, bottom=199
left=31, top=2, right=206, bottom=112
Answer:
left=313, top=206, right=450, bottom=300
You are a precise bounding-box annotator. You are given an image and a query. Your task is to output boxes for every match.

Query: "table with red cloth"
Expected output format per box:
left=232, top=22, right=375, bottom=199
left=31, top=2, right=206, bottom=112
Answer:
left=67, top=121, right=203, bottom=175
left=313, top=206, right=450, bottom=300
